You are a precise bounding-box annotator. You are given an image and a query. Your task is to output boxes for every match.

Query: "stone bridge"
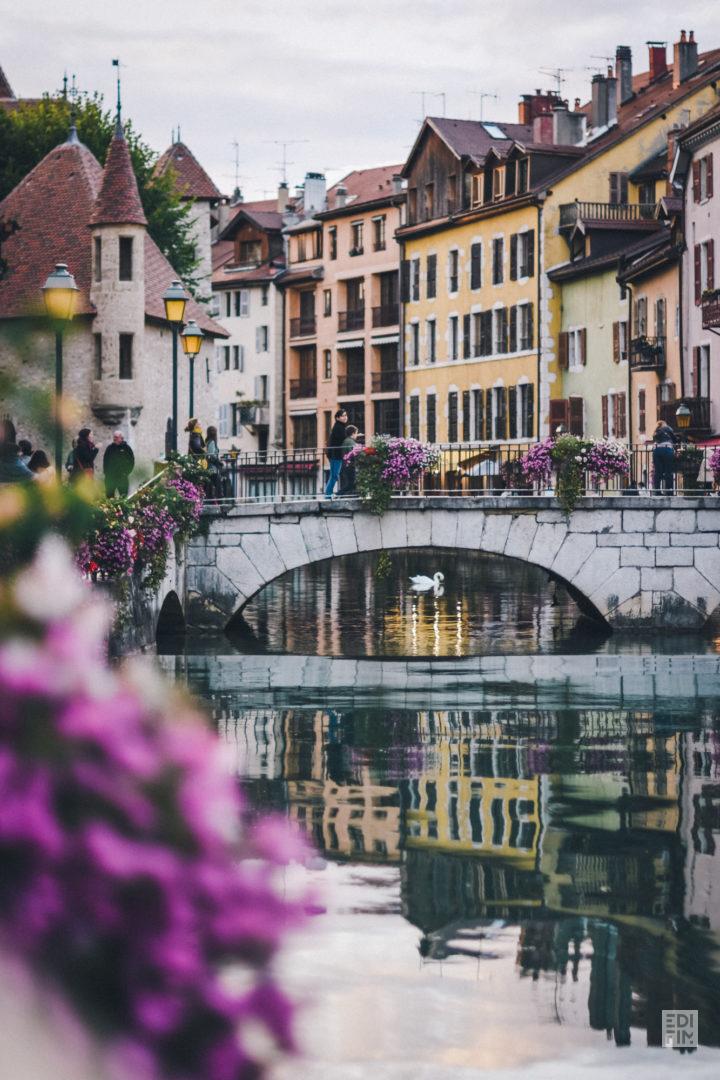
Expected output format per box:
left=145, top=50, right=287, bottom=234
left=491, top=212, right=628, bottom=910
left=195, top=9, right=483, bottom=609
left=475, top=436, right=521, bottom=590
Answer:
left=173, top=495, right=720, bottom=633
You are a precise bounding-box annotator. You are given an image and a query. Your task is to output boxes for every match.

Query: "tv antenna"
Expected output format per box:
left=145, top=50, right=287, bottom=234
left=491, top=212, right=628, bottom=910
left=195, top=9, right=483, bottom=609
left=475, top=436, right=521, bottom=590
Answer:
left=469, top=90, right=498, bottom=121
left=264, top=139, right=309, bottom=184
left=412, top=90, right=446, bottom=122
left=591, top=54, right=615, bottom=71
left=539, top=67, right=572, bottom=95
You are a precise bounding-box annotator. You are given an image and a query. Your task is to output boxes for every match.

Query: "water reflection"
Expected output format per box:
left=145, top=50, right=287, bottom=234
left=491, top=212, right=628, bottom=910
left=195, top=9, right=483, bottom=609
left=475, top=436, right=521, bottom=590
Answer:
left=231, top=549, right=610, bottom=657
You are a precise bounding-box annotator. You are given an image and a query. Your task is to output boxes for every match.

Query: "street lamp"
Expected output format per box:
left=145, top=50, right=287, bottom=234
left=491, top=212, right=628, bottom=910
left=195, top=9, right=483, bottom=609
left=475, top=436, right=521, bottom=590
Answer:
left=42, top=262, right=78, bottom=477
left=675, top=402, right=691, bottom=431
left=180, top=319, right=204, bottom=419
left=162, top=279, right=189, bottom=454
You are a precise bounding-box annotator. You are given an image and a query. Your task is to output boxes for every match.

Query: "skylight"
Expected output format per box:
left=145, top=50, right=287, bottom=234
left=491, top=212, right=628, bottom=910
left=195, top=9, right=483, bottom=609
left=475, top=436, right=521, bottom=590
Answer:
left=482, top=123, right=506, bottom=139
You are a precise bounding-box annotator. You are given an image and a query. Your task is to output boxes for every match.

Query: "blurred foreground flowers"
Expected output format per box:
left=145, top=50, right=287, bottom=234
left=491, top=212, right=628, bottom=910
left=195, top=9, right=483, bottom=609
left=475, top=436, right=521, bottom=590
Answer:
left=0, top=535, right=307, bottom=1079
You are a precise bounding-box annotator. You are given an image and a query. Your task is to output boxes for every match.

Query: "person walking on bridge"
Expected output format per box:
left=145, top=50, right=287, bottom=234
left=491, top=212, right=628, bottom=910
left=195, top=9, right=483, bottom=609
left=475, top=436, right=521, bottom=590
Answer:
left=651, top=420, right=676, bottom=493
left=325, top=408, right=348, bottom=498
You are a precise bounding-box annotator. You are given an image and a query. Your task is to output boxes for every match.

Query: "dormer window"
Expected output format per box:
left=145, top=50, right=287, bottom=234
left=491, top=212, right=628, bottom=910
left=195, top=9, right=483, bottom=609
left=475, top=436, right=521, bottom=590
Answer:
left=119, top=237, right=133, bottom=281
left=517, top=158, right=529, bottom=194
left=238, top=239, right=262, bottom=265
left=471, top=174, right=483, bottom=208
left=504, top=160, right=516, bottom=197
left=493, top=168, right=505, bottom=201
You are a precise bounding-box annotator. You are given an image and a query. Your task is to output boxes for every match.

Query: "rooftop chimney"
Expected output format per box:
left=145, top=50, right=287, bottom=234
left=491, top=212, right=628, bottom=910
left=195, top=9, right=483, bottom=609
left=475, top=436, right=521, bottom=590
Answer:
left=647, top=41, right=668, bottom=82
left=334, top=183, right=348, bottom=209
left=552, top=103, right=587, bottom=146
left=616, top=45, right=633, bottom=103
left=518, top=89, right=560, bottom=125
left=533, top=114, right=554, bottom=145
left=674, top=29, right=699, bottom=88
left=591, top=73, right=609, bottom=130
left=606, top=71, right=618, bottom=127
left=277, top=181, right=289, bottom=213
left=302, top=171, right=326, bottom=215
left=392, top=173, right=403, bottom=194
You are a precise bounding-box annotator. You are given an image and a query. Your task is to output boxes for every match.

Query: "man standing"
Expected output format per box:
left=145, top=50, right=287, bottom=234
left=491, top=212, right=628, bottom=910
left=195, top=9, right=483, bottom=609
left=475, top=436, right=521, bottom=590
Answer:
left=103, top=431, right=135, bottom=498
left=325, top=408, right=348, bottom=497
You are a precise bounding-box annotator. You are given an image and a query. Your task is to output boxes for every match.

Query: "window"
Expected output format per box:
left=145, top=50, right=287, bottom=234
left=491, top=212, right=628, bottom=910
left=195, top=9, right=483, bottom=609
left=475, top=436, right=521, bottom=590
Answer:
left=612, top=320, right=629, bottom=362
left=222, top=346, right=230, bottom=370
left=568, top=396, right=584, bottom=436
left=93, top=333, right=102, bottom=379
left=635, top=296, right=648, bottom=334
left=510, top=231, right=535, bottom=279
left=239, top=240, right=262, bottom=265
left=427, top=319, right=436, bottom=363
left=409, top=395, right=420, bottom=439
left=328, top=226, right=337, bottom=260
left=426, top=253, right=437, bottom=299
left=448, top=250, right=459, bottom=293
left=373, top=216, right=386, bottom=251
left=462, top=390, right=471, bottom=441
left=504, top=160, right=516, bottom=198
left=234, top=289, right=250, bottom=317
left=119, top=333, right=133, bottom=379
left=638, top=181, right=655, bottom=207
left=350, top=221, right=364, bottom=255
left=601, top=392, right=627, bottom=438
left=118, top=237, right=133, bottom=281
left=411, top=258, right=420, bottom=302
left=256, top=375, right=268, bottom=402
left=261, top=285, right=269, bottom=306
left=471, top=174, right=483, bottom=207
left=492, top=238, right=504, bottom=284
left=410, top=322, right=420, bottom=365
left=478, top=311, right=492, bottom=356
left=291, top=414, right=317, bottom=450
left=449, top=315, right=459, bottom=360
left=94, top=237, right=102, bottom=282
left=232, top=345, right=241, bottom=370
left=691, top=344, right=711, bottom=398
left=323, top=349, right=332, bottom=379
left=609, top=172, right=629, bottom=205
left=426, top=394, right=436, bottom=443
left=256, top=325, right=269, bottom=352
left=519, top=303, right=534, bottom=350
left=693, top=154, right=714, bottom=202
left=470, top=242, right=482, bottom=289
left=519, top=383, right=534, bottom=438
left=323, top=289, right=332, bottom=316
left=472, top=388, right=483, bottom=440
left=493, top=308, right=508, bottom=354
left=694, top=240, right=715, bottom=302
left=638, top=388, right=646, bottom=434
left=493, top=387, right=507, bottom=438
left=224, top=292, right=231, bottom=318
left=655, top=298, right=666, bottom=338
left=492, top=168, right=504, bottom=201
left=463, top=314, right=471, bottom=359
left=567, top=327, right=587, bottom=370
left=424, top=182, right=434, bottom=219
left=517, top=158, right=529, bottom=194
left=448, top=391, right=458, bottom=442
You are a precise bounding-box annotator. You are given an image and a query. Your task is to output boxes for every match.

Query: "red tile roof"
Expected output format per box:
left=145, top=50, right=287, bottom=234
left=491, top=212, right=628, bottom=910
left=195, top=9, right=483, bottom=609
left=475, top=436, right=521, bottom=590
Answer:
left=328, top=163, right=403, bottom=206
left=212, top=261, right=285, bottom=288
left=155, top=141, right=222, bottom=202
left=218, top=198, right=289, bottom=240
left=89, top=133, right=147, bottom=227
left=144, top=236, right=227, bottom=336
left=212, top=239, right=235, bottom=272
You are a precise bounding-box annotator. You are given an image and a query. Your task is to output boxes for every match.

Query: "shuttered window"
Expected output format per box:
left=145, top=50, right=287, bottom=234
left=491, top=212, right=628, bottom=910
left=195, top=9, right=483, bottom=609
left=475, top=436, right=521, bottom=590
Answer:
left=462, top=390, right=471, bottom=441
left=448, top=391, right=459, bottom=442
left=472, top=388, right=484, bottom=441
left=638, top=389, right=646, bottom=434
left=493, top=387, right=507, bottom=439
left=569, top=396, right=584, bottom=436
left=470, top=243, right=482, bottom=289
left=426, top=393, right=436, bottom=443
left=426, top=254, right=437, bottom=299
left=509, top=305, right=518, bottom=352
left=549, top=398, right=569, bottom=434
left=508, top=386, right=517, bottom=439
left=463, top=314, right=471, bottom=359
left=409, top=396, right=420, bottom=439
left=520, top=383, right=534, bottom=438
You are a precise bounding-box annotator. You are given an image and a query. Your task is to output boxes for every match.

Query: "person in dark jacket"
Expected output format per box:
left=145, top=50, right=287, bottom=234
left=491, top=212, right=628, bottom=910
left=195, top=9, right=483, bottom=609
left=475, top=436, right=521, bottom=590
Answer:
left=338, top=425, right=360, bottom=496
left=325, top=408, right=348, bottom=497
left=71, top=428, right=99, bottom=482
left=0, top=439, right=32, bottom=484
left=185, top=418, right=206, bottom=457
left=652, top=420, right=676, bottom=493
left=103, top=430, right=135, bottom=497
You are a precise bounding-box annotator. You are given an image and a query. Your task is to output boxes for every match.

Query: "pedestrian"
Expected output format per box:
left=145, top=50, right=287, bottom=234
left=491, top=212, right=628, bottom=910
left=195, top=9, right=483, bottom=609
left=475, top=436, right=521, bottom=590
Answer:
left=65, top=439, right=77, bottom=477
left=652, top=419, right=677, bottom=493
left=28, top=449, right=53, bottom=483
left=17, top=439, right=32, bottom=466
left=205, top=424, right=222, bottom=499
left=0, top=423, right=32, bottom=484
left=185, top=418, right=205, bottom=457
left=338, top=425, right=360, bottom=496
left=325, top=408, right=348, bottom=497
left=71, top=428, right=99, bottom=482
left=103, top=430, right=135, bottom=498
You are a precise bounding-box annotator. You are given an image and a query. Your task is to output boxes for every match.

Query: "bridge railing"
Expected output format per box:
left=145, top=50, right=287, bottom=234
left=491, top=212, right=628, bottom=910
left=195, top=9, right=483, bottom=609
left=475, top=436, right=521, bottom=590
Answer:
left=209, top=443, right=718, bottom=503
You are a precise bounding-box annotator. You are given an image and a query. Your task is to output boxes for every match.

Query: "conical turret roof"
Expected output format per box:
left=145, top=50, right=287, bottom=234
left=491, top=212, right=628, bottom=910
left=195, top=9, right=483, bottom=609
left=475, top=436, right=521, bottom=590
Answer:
left=89, top=132, right=147, bottom=227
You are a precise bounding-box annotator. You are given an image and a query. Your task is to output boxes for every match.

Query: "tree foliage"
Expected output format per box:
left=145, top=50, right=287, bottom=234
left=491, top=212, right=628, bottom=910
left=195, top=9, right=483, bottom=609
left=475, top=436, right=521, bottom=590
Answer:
left=0, top=94, right=200, bottom=291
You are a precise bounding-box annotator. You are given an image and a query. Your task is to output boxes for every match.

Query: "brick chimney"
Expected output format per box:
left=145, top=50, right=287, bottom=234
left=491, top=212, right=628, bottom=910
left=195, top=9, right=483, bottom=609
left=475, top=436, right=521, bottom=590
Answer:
left=647, top=42, right=668, bottom=82
left=518, top=89, right=560, bottom=125
left=277, top=181, right=289, bottom=212
left=674, top=29, right=699, bottom=88
left=591, top=73, right=609, bottom=130
left=616, top=45, right=633, bottom=104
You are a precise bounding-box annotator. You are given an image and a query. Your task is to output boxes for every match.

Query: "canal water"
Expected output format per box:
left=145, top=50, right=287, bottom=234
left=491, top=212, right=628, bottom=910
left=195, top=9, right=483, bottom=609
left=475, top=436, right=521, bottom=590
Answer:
left=161, top=551, right=720, bottom=1078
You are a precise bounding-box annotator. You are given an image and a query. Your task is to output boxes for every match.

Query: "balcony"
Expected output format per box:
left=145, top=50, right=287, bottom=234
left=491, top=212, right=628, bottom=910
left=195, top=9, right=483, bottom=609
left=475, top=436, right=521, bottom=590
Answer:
left=372, top=303, right=399, bottom=328
left=289, top=316, right=316, bottom=338
left=239, top=403, right=270, bottom=427
left=337, top=372, right=365, bottom=396
left=659, top=397, right=711, bottom=433
left=371, top=370, right=399, bottom=393
left=349, top=246, right=364, bottom=257
left=338, top=307, right=365, bottom=332
left=559, top=201, right=658, bottom=231
left=702, top=289, right=720, bottom=330
left=629, top=335, right=666, bottom=372
left=289, top=377, right=317, bottom=400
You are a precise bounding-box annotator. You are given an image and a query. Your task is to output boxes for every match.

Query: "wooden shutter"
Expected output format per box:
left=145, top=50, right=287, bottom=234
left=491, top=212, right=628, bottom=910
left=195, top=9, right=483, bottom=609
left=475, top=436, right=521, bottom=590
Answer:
left=526, top=383, right=535, bottom=439
left=609, top=173, right=619, bottom=204
left=695, top=244, right=702, bottom=304
left=558, top=331, right=569, bottom=369
left=693, top=160, right=701, bottom=202
left=501, top=308, right=509, bottom=353
left=612, top=322, right=620, bottom=363
left=638, top=388, right=646, bottom=434
left=400, top=260, right=410, bottom=302
left=708, top=154, right=714, bottom=199
left=601, top=395, right=609, bottom=437
left=580, top=327, right=587, bottom=365
left=510, top=234, right=518, bottom=280
left=426, top=253, right=437, bottom=299
left=470, top=243, right=481, bottom=289
left=569, top=396, right=584, bottom=436
left=620, top=174, right=628, bottom=203
left=509, top=305, right=518, bottom=352
left=691, top=347, right=699, bottom=397
left=462, top=390, right=471, bottom=441
left=616, top=393, right=627, bottom=438
left=508, top=386, right=517, bottom=439
left=527, top=303, right=534, bottom=349
left=496, top=387, right=507, bottom=439
left=526, top=230, right=535, bottom=278
left=485, top=388, right=493, bottom=439
left=463, top=314, right=471, bottom=359
left=708, top=240, right=715, bottom=291
left=549, top=398, right=569, bottom=433
left=474, top=388, right=484, bottom=441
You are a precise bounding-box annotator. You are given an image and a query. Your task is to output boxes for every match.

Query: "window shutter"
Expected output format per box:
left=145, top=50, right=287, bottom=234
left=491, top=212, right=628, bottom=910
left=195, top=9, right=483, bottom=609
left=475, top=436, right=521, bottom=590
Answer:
left=510, top=234, right=518, bottom=280
left=463, top=314, right=471, bottom=359
left=580, top=327, right=587, bottom=365
left=462, top=390, right=471, bottom=441
left=620, top=174, right=628, bottom=203
left=485, top=388, right=493, bottom=439
left=474, top=389, right=484, bottom=441
left=601, top=395, right=609, bottom=437
left=470, top=243, right=481, bottom=289
left=525, top=383, right=534, bottom=439
left=695, top=244, right=702, bottom=304
left=526, top=230, right=535, bottom=277
left=708, top=239, right=715, bottom=291
left=426, top=253, right=437, bottom=299
left=549, top=398, right=569, bottom=433
left=509, top=305, right=518, bottom=352
left=496, top=387, right=507, bottom=439
left=693, top=160, right=701, bottom=202
left=708, top=154, right=714, bottom=199
left=691, top=347, right=699, bottom=397
left=569, top=396, right=584, bottom=436
left=612, top=321, right=620, bottom=363
left=501, top=308, right=509, bottom=353
left=400, top=260, right=410, bottom=302
left=617, top=393, right=627, bottom=438
left=508, top=386, right=517, bottom=438
left=558, top=331, right=569, bottom=369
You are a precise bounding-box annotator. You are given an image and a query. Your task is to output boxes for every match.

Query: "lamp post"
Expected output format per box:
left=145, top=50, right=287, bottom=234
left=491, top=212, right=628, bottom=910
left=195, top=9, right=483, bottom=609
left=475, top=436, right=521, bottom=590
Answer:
left=162, top=280, right=189, bottom=454
left=180, top=319, right=204, bottom=419
left=42, top=263, right=78, bottom=477
left=675, top=402, right=691, bottom=432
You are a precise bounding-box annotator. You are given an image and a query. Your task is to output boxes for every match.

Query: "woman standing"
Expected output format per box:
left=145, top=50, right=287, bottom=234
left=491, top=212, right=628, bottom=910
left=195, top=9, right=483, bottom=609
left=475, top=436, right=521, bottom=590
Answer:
left=185, top=418, right=205, bottom=457
left=28, top=450, right=53, bottom=484
left=72, top=428, right=99, bottom=482
left=652, top=420, right=676, bottom=493
left=205, top=424, right=222, bottom=499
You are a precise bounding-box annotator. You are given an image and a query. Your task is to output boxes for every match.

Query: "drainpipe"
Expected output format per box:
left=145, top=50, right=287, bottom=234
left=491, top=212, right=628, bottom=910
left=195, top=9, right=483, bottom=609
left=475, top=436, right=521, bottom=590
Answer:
left=279, top=282, right=287, bottom=447
left=399, top=236, right=406, bottom=436
left=678, top=245, right=686, bottom=399
left=536, top=196, right=545, bottom=438
left=624, top=276, right=634, bottom=470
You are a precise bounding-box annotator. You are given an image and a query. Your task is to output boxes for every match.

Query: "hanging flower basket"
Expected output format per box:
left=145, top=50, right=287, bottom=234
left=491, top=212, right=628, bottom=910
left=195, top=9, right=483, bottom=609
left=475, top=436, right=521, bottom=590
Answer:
left=345, top=436, right=440, bottom=513
left=519, top=436, right=629, bottom=512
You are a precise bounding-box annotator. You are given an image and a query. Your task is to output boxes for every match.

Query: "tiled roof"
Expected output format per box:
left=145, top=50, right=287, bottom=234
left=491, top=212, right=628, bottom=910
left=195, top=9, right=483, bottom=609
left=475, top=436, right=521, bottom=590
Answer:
left=0, top=137, right=103, bottom=318
left=144, top=237, right=227, bottom=336
left=155, top=141, right=221, bottom=201
left=218, top=199, right=287, bottom=240
left=403, top=118, right=533, bottom=176
left=327, top=163, right=403, bottom=207
left=212, top=239, right=234, bottom=272
left=212, top=261, right=285, bottom=288
left=89, top=133, right=147, bottom=227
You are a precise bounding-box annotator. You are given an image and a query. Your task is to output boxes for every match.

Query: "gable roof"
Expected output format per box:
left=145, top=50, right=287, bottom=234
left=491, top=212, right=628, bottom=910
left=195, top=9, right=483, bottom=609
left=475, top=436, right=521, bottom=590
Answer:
left=155, top=141, right=222, bottom=202
left=402, top=117, right=534, bottom=177
left=90, top=132, right=147, bottom=227
left=218, top=197, right=287, bottom=240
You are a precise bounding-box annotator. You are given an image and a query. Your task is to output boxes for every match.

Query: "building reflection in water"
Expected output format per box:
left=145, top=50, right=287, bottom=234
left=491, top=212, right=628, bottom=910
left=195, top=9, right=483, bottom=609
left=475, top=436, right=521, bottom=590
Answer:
left=214, top=703, right=720, bottom=1049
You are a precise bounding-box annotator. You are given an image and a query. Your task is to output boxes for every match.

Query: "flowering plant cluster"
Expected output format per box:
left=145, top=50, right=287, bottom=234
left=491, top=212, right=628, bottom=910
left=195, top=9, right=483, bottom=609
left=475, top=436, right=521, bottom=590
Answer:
left=0, top=537, right=307, bottom=1079
left=585, top=438, right=631, bottom=482
left=520, top=438, right=555, bottom=485
left=345, top=436, right=439, bottom=513
left=519, top=435, right=630, bottom=511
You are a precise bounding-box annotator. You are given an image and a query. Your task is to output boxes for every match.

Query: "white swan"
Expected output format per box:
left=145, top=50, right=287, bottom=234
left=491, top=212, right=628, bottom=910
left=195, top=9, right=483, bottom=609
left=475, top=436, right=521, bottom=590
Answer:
left=409, top=571, right=445, bottom=591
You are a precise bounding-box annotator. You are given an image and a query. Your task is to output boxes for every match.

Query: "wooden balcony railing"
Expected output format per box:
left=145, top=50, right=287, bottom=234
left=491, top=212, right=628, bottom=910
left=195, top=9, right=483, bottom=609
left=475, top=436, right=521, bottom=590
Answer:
left=338, top=308, right=365, bottom=332
left=372, top=304, right=399, bottom=328
left=702, top=290, right=720, bottom=330
left=289, top=316, right=316, bottom=338
left=629, top=335, right=666, bottom=372
left=371, top=370, right=400, bottom=392
left=559, top=201, right=658, bottom=229
left=337, top=372, right=365, bottom=395
left=289, top=377, right=317, bottom=399
left=659, top=397, right=711, bottom=432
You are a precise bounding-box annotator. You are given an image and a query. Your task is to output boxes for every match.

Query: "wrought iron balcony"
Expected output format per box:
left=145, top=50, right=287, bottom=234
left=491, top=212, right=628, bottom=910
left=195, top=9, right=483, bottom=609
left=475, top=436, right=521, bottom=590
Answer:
left=702, top=289, right=720, bottom=329
left=372, top=304, right=399, bottom=328
left=559, top=201, right=658, bottom=231
left=239, top=404, right=270, bottom=426
left=629, top=335, right=666, bottom=371
left=289, top=377, right=317, bottom=400
left=371, top=370, right=399, bottom=392
left=289, top=316, right=316, bottom=338
left=659, top=397, right=711, bottom=433
left=338, top=307, right=365, bottom=332
left=337, top=371, right=365, bottom=395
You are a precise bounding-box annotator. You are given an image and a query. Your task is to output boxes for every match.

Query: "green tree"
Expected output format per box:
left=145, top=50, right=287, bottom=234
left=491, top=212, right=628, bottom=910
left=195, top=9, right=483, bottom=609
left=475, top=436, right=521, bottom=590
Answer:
left=0, top=94, right=200, bottom=292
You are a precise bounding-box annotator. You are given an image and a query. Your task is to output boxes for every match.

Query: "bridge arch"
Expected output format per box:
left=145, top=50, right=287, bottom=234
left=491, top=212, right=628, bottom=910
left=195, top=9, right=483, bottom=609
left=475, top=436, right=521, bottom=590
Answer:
left=184, top=498, right=720, bottom=632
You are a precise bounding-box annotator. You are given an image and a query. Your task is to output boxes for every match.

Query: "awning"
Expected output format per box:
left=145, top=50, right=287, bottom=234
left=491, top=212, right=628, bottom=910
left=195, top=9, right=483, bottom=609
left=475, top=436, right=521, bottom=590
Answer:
left=336, top=339, right=364, bottom=349
left=372, top=334, right=399, bottom=345
left=288, top=409, right=317, bottom=417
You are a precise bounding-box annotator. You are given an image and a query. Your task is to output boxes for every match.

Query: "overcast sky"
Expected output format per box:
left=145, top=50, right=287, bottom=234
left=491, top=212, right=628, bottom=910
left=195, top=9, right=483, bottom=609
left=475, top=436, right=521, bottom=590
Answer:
left=4, top=1, right=718, bottom=200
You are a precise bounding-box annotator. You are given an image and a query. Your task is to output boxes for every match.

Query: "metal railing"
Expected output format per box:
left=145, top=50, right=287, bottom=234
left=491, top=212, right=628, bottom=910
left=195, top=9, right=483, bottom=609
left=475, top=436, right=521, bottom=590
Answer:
left=372, top=303, right=399, bottom=328
left=659, top=397, right=711, bottom=433
left=206, top=441, right=719, bottom=504
left=702, top=290, right=720, bottom=330
left=289, top=377, right=317, bottom=399
left=337, top=371, right=365, bottom=395
left=559, top=201, right=658, bottom=229
left=629, top=335, right=666, bottom=371
left=371, top=370, right=400, bottom=392
left=289, top=316, right=317, bottom=338
left=338, top=308, right=365, bottom=332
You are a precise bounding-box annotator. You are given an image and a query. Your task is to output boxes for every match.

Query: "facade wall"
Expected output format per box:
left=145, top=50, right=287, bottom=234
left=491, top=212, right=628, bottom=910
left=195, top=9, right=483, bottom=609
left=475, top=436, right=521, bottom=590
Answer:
left=628, top=261, right=680, bottom=441
left=188, top=200, right=213, bottom=301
